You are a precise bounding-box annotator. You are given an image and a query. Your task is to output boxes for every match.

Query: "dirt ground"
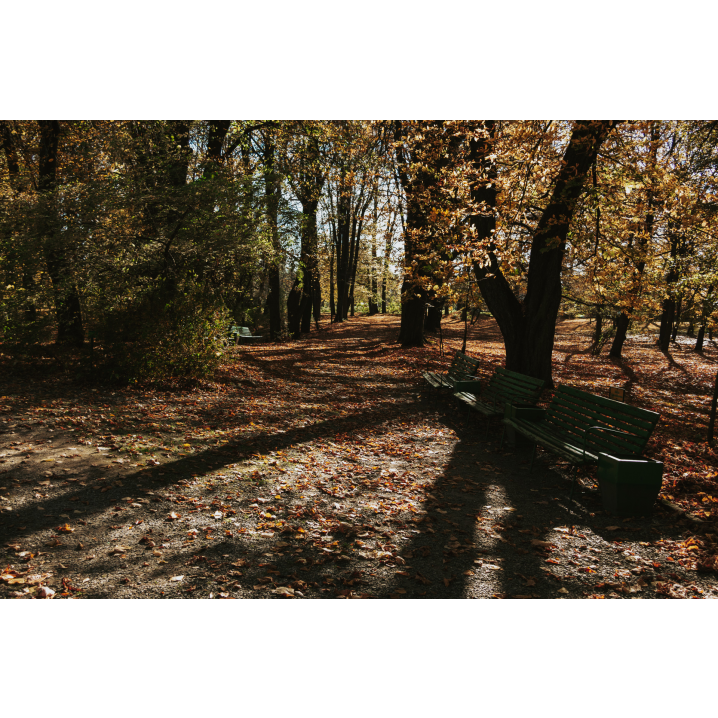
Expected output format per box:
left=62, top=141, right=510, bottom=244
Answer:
left=1, top=314, right=717, bottom=599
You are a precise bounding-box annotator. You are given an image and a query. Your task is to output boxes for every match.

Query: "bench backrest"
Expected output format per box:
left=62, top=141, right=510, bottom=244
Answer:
left=484, top=367, right=546, bottom=407
left=547, top=385, right=660, bottom=456
left=447, top=351, right=480, bottom=380
left=239, top=327, right=252, bottom=336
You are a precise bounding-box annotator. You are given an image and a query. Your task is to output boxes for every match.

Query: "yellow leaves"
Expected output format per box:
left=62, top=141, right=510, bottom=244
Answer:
left=56, top=524, right=74, bottom=533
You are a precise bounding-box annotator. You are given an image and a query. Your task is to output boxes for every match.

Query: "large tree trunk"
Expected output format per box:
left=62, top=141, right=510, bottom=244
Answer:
left=472, top=120, right=618, bottom=383
left=38, top=120, right=85, bottom=347
left=399, top=294, right=426, bottom=346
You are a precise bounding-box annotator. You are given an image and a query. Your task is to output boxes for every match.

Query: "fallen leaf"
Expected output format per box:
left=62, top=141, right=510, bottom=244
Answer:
left=272, top=586, right=295, bottom=596
left=169, top=575, right=184, bottom=582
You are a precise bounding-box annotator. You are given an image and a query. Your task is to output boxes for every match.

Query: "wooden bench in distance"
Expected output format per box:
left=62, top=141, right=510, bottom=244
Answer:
left=422, top=351, right=481, bottom=393
left=454, top=367, right=546, bottom=435
left=502, top=384, right=660, bottom=487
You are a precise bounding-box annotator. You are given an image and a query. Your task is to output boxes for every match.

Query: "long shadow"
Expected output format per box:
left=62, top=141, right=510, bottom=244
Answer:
left=660, top=349, right=690, bottom=376
left=393, top=393, right=691, bottom=599
left=0, top=400, right=430, bottom=546
left=609, top=355, right=639, bottom=395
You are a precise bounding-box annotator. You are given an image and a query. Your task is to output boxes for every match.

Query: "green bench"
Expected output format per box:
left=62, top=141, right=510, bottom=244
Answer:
left=229, top=325, right=263, bottom=345
left=422, top=350, right=481, bottom=393
left=455, top=367, right=546, bottom=435
left=502, top=384, right=660, bottom=492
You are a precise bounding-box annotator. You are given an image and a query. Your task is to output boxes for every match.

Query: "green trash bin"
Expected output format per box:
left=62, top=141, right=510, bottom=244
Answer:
left=597, top=452, right=664, bottom=517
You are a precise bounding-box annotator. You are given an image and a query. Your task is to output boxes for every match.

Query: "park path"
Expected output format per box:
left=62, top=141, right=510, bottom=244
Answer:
left=1, top=314, right=716, bottom=599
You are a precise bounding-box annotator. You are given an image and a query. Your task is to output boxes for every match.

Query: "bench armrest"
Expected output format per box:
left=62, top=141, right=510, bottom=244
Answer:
left=453, top=378, right=482, bottom=393
left=505, top=404, right=546, bottom=422
left=582, top=426, right=636, bottom=463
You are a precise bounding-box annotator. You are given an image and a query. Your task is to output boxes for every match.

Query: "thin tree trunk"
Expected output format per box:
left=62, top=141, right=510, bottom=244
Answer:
left=694, top=286, right=712, bottom=352
left=329, top=241, right=335, bottom=321
left=348, top=217, right=361, bottom=317
left=382, top=222, right=391, bottom=314
left=695, top=323, right=706, bottom=353
left=708, top=368, right=718, bottom=445
left=369, top=195, right=379, bottom=315
left=671, top=294, right=683, bottom=342
left=263, top=133, right=282, bottom=340
left=609, top=312, right=630, bottom=357
left=658, top=220, right=681, bottom=351
left=38, top=120, right=84, bottom=347
left=335, top=172, right=350, bottom=323
left=609, top=129, right=657, bottom=359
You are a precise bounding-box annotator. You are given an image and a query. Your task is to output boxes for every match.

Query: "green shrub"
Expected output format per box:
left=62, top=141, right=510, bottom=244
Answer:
left=101, top=290, right=230, bottom=383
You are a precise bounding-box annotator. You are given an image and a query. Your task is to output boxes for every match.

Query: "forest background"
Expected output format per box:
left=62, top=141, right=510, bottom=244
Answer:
left=3, top=119, right=717, bottom=388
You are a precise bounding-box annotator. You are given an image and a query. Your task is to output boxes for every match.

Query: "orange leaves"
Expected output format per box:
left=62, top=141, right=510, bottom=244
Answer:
left=56, top=524, right=74, bottom=533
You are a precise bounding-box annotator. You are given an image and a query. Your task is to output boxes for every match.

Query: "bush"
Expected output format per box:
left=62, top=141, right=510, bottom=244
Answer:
left=100, top=290, right=230, bottom=383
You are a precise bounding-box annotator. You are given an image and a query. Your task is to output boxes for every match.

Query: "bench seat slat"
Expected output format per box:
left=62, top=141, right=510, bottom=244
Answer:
left=558, top=385, right=660, bottom=425
left=423, top=351, right=480, bottom=392
left=548, top=401, right=652, bottom=445
left=544, top=418, right=643, bottom=456
left=455, top=366, right=546, bottom=419
left=551, top=394, right=656, bottom=434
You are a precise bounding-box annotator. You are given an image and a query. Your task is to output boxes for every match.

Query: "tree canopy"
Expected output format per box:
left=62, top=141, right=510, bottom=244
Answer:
left=2, top=120, right=717, bottom=384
